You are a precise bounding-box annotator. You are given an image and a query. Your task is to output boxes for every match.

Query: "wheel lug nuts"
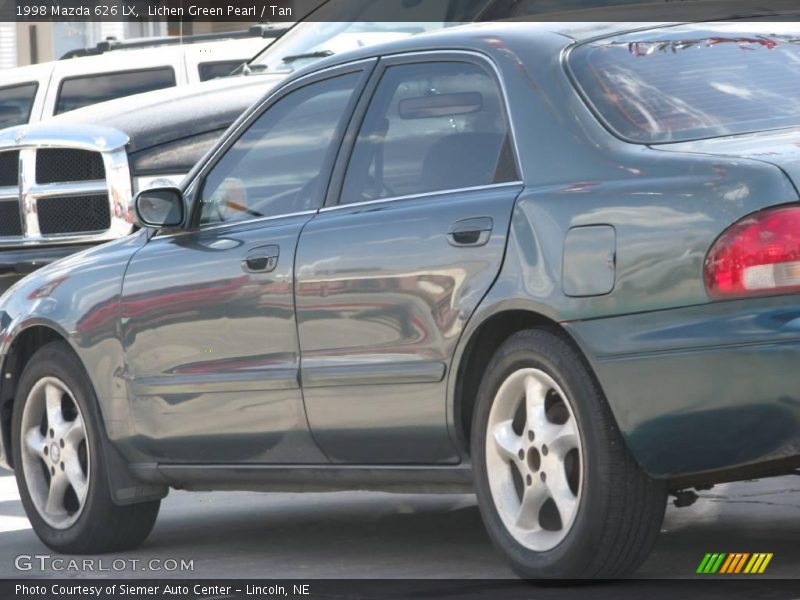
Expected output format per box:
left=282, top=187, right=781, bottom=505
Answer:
left=541, top=444, right=548, bottom=456
left=541, top=472, right=546, bottom=482
left=59, top=440, right=64, bottom=448
left=49, top=429, right=54, bottom=438
left=50, top=466, right=55, bottom=476
left=43, top=446, right=48, bottom=456
left=526, top=474, right=532, bottom=486
left=517, top=449, right=524, bottom=460
left=527, top=431, right=534, bottom=442
left=60, top=462, right=65, bottom=471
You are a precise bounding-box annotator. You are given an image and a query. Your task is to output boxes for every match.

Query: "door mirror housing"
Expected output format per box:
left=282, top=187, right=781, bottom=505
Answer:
left=135, top=187, right=185, bottom=228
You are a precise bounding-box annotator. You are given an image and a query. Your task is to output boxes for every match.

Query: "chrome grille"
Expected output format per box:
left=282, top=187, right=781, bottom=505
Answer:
left=36, top=149, right=105, bottom=184
left=0, top=201, right=21, bottom=236
left=0, top=151, right=17, bottom=187
left=0, top=124, right=133, bottom=247
left=38, top=195, right=111, bottom=234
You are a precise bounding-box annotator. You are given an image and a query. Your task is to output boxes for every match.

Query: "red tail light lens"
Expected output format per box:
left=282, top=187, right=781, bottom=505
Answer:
left=705, top=205, right=800, bottom=299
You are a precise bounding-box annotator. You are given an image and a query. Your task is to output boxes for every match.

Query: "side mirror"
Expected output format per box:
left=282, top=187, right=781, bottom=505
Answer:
left=135, top=187, right=185, bottom=228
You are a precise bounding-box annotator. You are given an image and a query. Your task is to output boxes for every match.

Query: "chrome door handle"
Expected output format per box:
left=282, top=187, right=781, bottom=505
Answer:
left=242, top=245, right=279, bottom=273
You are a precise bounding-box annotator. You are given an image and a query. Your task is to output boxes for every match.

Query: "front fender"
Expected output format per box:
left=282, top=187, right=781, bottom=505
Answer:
left=0, top=232, right=167, bottom=502
left=0, top=232, right=148, bottom=457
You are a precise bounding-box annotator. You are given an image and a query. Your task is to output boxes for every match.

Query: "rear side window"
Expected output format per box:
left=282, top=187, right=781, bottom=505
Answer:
left=55, top=68, right=176, bottom=115
left=570, top=25, right=800, bottom=143
left=0, top=82, right=37, bottom=128
left=340, top=61, right=517, bottom=204
left=198, top=61, right=244, bottom=81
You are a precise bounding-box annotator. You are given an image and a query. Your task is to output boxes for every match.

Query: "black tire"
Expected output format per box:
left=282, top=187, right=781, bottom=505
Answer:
left=471, top=329, right=666, bottom=579
left=12, top=341, right=160, bottom=553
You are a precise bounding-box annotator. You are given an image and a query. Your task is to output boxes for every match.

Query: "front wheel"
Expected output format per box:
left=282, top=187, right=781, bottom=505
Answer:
left=472, top=329, right=666, bottom=579
left=12, top=341, right=160, bottom=553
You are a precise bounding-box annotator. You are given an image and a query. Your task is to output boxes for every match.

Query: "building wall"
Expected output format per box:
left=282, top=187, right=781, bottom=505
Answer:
left=0, top=23, right=18, bottom=70
left=14, top=23, right=55, bottom=66
left=6, top=21, right=171, bottom=68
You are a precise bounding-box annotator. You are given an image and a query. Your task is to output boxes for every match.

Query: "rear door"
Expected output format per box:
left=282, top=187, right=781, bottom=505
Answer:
left=295, top=52, right=523, bottom=463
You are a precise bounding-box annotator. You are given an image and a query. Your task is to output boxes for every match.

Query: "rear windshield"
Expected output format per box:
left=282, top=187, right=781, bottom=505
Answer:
left=570, top=24, right=800, bottom=143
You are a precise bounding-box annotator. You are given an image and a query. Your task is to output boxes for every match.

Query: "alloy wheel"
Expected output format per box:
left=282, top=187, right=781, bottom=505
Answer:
left=19, top=377, right=90, bottom=529
left=485, top=368, right=583, bottom=551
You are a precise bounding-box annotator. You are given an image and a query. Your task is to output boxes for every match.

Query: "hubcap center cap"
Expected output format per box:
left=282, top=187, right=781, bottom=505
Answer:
left=50, top=443, right=60, bottom=463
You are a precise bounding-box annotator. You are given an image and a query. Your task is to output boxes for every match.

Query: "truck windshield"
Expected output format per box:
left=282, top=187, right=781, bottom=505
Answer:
left=245, top=0, right=493, bottom=74
left=570, top=23, right=800, bottom=143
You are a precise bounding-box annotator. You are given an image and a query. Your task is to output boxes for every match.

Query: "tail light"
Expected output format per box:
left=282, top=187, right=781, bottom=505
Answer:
left=705, top=205, right=800, bottom=299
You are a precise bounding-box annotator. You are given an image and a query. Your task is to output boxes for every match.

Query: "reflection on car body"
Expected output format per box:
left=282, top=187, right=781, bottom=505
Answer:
left=0, top=20, right=799, bottom=580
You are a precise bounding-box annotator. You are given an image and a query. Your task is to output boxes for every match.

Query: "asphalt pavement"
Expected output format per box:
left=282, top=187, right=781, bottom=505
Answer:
left=0, top=469, right=797, bottom=581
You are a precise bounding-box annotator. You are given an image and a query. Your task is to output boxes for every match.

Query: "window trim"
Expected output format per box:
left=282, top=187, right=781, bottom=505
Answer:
left=54, top=66, right=177, bottom=116
left=184, top=58, right=378, bottom=231
left=0, top=81, right=39, bottom=126
left=319, top=181, right=524, bottom=214
left=325, top=49, right=523, bottom=209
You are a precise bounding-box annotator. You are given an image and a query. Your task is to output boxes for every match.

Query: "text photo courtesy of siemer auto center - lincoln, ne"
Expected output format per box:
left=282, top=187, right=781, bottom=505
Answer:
left=0, top=0, right=799, bottom=598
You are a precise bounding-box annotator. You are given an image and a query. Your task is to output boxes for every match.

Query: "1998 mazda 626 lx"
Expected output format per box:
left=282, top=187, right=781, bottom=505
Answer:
left=0, top=21, right=799, bottom=579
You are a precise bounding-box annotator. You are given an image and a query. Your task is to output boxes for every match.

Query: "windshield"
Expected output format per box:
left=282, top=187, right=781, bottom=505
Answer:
left=246, top=0, right=493, bottom=74
left=570, top=23, right=800, bottom=143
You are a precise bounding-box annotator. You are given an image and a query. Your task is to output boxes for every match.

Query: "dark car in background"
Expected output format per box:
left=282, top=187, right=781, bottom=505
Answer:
left=1, top=20, right=799, bottom=579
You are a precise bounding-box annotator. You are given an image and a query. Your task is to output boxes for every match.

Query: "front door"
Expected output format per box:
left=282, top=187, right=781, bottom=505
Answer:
left=121, top=65, right=371, bottom=463
left=295, top=55, right=522, bottom=463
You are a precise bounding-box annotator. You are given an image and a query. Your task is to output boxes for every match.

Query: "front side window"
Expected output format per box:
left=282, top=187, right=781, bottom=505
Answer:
left=340, top=61, right=516, bottom=205
left=55, top=68, right=176, bottom=115
left=0, top=82, right=38, bottom=128
left=198, top=72, right=360, bottom=225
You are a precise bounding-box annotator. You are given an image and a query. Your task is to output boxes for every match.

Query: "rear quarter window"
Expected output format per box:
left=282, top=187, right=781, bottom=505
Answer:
left=0, top=82, right=38, bottom=128
left=55, top=67, right=176, bottom=115
left=569, top=25, right=800, bottom=143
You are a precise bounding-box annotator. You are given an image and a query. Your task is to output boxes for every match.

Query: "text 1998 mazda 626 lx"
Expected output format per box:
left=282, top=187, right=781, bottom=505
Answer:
left=0, top=21, right=799, bottom=579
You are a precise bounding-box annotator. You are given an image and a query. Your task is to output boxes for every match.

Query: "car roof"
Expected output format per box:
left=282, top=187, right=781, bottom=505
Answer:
left=282, top=21, right=673, bottom=80
left=0, top=62, right=54, bottom=87
left=49, top=39, right=268, bottom=77
left=285, top=18, right=797, bottom=82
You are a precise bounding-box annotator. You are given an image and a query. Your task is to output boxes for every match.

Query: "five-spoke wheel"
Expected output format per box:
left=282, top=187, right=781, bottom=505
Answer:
left=472, top=329, right=667, bottom=578
left=13, top=341, right=161, bottom=553
left=486, top=368, right=582, bottom=551
left=20, top=377, right=90, bottom=529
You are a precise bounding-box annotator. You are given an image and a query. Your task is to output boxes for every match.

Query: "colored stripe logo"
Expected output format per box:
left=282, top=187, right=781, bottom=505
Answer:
left=697, top=553, right=773, bottom=574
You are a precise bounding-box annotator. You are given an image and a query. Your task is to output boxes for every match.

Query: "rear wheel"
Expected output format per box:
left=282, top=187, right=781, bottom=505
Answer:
left=472, top=329, right=666, bottom=579
left=12, top=341, right=160, bottom=553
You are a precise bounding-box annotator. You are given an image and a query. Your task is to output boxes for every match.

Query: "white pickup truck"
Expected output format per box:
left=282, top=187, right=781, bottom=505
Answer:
left=0, top=26, right=288, bottom=130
